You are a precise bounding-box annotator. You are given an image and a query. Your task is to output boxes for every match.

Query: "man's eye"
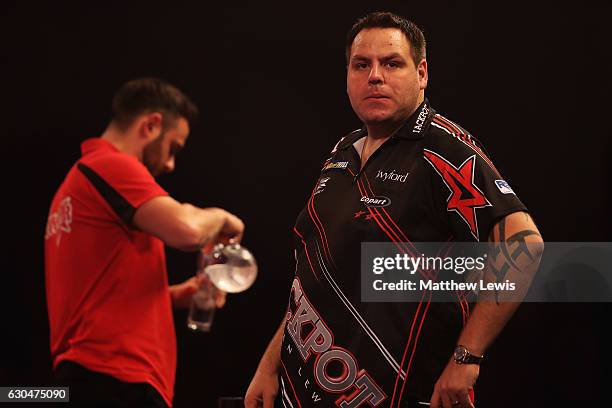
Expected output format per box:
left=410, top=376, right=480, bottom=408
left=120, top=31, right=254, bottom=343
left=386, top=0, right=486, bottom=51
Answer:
left=385, top=61, right=400, bottom=68
left=354, top=62, right=368, bottom=70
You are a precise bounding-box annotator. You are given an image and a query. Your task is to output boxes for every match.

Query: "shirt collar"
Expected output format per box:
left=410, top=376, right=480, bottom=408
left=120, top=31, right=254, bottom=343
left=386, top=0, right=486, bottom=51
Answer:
left=393, top=98, right=435, bottom=140
left=337, top=98, right=435, bottom=150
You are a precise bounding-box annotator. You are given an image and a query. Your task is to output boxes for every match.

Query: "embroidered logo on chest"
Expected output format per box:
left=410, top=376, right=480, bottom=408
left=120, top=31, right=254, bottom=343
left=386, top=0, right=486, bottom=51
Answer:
left=375, top=169, right=409, bottom=183
left=313, top=177, right=331, bottom=195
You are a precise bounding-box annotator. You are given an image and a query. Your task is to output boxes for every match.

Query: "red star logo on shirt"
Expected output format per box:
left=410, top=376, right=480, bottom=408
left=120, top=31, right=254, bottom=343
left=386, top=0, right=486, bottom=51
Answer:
left=423, top=149, right=491, bottom=240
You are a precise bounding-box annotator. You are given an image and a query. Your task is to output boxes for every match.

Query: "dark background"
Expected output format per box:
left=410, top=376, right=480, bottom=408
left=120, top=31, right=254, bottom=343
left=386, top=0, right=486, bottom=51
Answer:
left=2, top=1, right=611, bottom=407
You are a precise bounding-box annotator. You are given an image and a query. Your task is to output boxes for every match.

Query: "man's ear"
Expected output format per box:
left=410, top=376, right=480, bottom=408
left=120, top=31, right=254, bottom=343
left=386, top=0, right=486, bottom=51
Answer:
left=140, top=112, right=163, bottom=141
left=417, top=59, right=428, bottom=91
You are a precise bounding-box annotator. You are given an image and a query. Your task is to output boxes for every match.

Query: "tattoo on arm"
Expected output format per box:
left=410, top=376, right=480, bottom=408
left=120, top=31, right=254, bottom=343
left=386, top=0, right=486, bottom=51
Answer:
left=488, top=215, right=542, bottom=301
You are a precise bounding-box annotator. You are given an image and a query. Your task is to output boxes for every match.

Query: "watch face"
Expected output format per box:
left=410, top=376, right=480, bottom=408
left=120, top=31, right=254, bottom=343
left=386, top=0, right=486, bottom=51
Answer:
left=454, top=346, right=468, bottom=361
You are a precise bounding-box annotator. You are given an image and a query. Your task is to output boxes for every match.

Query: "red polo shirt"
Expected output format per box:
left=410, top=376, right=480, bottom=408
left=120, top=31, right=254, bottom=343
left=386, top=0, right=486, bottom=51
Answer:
left=45, top=138, right=176, bottom=407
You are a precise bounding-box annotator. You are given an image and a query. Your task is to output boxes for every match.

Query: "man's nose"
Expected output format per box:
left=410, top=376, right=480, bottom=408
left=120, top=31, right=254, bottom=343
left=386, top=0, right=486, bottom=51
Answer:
left=368, top=63, right=383, bottom=85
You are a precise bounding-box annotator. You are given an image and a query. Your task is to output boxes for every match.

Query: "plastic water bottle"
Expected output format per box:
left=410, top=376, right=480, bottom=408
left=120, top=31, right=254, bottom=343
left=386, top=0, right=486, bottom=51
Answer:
left=204, top=243, right=257, bottom=293
left=187, top=242, right=257, bottom=332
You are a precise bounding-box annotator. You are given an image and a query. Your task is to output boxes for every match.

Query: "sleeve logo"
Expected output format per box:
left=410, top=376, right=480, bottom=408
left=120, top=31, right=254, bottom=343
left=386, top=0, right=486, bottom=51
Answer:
left=45, top=196, right=73, bottom=246
left=423, top=149, right=492, bottom=240
left=494, top=180, right=515, bottom=195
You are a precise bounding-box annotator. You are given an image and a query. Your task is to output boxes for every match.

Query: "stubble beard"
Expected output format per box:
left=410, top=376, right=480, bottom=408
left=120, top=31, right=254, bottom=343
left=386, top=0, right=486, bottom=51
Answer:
left=143, top=133, right=165, bottom=177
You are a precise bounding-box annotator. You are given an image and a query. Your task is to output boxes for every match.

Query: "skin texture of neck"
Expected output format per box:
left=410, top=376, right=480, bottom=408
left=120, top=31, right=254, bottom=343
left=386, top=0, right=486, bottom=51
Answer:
left=101, top=123, right=144, bottom=160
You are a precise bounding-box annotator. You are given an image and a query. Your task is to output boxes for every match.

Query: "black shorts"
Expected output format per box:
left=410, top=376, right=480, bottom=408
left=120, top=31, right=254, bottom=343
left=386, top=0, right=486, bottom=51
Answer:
left=54, top=360, right=167, bottom=408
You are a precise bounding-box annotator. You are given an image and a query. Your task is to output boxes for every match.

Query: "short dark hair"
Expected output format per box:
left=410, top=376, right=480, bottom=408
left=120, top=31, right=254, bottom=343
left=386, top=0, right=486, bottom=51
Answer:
left=346, top=12, right=427, bottom=66
left=111, top=78, right=199, bottom=130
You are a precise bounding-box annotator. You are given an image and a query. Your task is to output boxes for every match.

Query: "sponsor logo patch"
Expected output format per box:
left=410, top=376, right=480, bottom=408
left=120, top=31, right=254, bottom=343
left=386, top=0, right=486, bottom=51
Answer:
left=376, top=169, right=409, bottom=183
left=322, top=161, right=349, bottom=171
left=361, top=195, right=391, bottom=208
left=314, top=177, right=330, bottom=195
left=495, top=180, right=515, bottom=194
left=413, top=104, right=430, bottom=133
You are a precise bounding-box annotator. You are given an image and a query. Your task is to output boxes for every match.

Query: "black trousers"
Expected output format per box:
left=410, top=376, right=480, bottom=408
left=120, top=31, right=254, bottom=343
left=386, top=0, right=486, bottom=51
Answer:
left=54, top=360, right=168, bottom=408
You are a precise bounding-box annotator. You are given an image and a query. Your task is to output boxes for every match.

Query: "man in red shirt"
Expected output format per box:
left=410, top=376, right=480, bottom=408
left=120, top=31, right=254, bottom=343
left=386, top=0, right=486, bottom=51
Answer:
left=45, top=78, right=244, bottom=407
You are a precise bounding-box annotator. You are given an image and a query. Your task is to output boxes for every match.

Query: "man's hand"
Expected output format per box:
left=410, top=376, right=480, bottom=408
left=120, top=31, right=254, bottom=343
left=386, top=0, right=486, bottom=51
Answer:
left=245, top=319, right=286, bottom=407
left=244, top=368, right=279, bottom=408
left=169, top=275, right=226, bottom=309
left=430, top=361, right=478, bottom=408
left=218, top=211, right=245, bottom=244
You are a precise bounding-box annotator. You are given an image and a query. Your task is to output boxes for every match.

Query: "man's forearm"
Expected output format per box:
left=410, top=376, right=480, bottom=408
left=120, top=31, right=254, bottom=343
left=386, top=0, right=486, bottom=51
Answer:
left=456, top=301, right=520, bottom=356
left=458, top=211, right=544, bottom=355
left=133, top=197, right=244, bottom=252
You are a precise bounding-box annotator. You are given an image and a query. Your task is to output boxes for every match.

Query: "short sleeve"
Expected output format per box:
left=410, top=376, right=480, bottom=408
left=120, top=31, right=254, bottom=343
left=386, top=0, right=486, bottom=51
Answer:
left=424, top=136, right=527, bottom=242
left=77, top=154, right=168, bottom=226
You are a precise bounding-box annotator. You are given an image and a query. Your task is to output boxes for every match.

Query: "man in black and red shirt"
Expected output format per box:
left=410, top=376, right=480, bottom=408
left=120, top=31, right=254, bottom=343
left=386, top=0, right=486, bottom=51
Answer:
left=45, top=78, right=244, bottom=407
left=245, top=12, right=543, bottom=408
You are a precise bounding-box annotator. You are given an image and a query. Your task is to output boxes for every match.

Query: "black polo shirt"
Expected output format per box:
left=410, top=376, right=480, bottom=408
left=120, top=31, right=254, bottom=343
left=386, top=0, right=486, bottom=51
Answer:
left=278, top=99, right=527, bottom=407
